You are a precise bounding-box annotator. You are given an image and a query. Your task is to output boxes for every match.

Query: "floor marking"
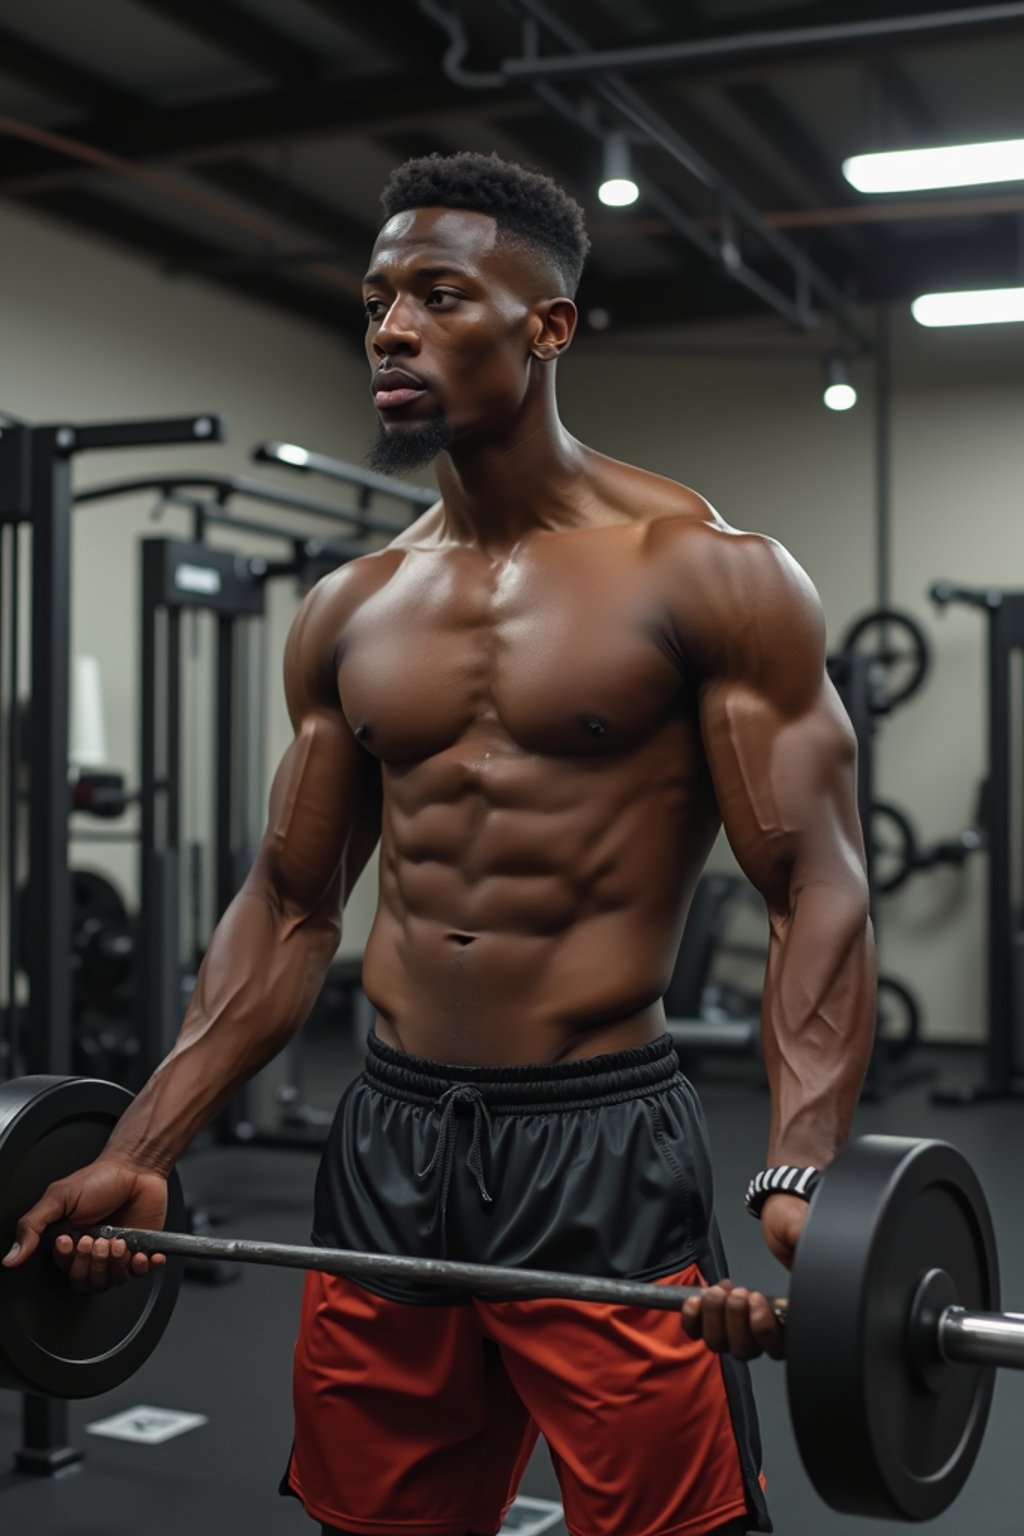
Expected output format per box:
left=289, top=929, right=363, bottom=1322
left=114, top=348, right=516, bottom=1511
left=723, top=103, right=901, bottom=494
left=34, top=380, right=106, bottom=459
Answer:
left=86, top=1405, right=209, bottom=1444
left=500, top=1495, right=565, bottom=1534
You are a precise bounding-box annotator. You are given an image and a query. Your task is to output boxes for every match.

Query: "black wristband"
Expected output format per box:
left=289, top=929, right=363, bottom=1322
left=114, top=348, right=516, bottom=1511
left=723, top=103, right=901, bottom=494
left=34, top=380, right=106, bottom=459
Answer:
left=745, top=1165, right=820, bottom=1219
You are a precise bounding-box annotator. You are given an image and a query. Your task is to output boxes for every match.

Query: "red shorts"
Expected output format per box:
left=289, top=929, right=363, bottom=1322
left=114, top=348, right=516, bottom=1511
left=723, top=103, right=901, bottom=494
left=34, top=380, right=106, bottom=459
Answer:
left=282, top=1035, right=768, bottom=1535
left=286, top=1264, right=753, bottom=1536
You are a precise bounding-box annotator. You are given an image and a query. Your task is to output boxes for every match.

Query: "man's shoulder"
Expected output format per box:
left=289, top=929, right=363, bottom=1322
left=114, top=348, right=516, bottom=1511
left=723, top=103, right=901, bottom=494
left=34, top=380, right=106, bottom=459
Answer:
left=591, top=451, right=722, bottom=533
left=625, top=480, right=823, bottom=677
left=633, top=482, right=802, bottom=599
left=302, top=506, right=441, bottom=629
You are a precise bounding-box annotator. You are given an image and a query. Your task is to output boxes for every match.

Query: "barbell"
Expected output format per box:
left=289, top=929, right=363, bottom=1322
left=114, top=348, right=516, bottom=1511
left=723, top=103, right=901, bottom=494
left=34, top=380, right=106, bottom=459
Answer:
left=0, top=1073, right=1020, bottom=1523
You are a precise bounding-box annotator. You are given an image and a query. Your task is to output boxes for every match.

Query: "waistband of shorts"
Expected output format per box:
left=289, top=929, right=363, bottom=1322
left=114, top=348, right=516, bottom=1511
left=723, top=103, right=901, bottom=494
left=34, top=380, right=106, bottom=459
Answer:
left=362, top=1031, right=681, bottom=1111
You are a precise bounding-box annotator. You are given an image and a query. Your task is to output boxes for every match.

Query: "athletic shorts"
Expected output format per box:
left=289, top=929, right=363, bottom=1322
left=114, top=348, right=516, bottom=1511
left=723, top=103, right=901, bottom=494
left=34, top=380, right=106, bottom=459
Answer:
left=281, top=1033, right=771, bottom=1536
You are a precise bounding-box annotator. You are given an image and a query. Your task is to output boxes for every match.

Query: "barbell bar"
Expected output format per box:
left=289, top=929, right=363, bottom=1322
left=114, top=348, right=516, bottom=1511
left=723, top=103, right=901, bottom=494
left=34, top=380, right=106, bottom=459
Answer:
left=85, top=1214, right=1024, bottom=1432
left=83, top=1228, right=1024, bottom=1368
left=0, top=1072, right=1013, bottom=1522
left=93, top=1225, right=785, bottom=1313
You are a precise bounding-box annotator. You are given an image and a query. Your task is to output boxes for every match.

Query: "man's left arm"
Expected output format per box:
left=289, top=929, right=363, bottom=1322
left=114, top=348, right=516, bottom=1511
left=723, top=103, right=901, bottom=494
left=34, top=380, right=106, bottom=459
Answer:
left=669, top=527, right=876, bottom=1356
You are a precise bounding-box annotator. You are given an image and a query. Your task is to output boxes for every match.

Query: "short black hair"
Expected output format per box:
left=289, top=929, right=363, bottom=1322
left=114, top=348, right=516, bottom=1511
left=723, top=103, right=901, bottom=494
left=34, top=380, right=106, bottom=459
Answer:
left=379, top=151, right=590, bottom=297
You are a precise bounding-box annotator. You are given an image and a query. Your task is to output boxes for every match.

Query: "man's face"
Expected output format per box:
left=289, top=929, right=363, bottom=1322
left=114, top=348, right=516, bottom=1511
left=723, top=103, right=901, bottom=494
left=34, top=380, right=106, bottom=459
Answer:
left=362, top=207, right=540, bottom=473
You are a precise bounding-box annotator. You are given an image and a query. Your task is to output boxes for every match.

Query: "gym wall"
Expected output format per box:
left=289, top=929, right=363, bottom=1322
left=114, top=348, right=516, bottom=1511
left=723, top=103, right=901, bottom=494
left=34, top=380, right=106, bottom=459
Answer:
left=5, top=194, right=1023, bottom=1041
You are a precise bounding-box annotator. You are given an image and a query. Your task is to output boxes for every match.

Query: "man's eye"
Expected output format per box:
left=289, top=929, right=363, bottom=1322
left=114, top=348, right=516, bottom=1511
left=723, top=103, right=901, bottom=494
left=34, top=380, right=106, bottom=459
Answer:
left=426, top=289, right=457, bottom=306
left=364, top=299, right=385, bottom=320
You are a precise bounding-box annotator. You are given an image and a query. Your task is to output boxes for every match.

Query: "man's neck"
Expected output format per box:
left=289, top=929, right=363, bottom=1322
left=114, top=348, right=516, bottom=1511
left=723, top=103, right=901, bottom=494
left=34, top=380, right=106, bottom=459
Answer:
left=433, top=404, right=592, bottom=553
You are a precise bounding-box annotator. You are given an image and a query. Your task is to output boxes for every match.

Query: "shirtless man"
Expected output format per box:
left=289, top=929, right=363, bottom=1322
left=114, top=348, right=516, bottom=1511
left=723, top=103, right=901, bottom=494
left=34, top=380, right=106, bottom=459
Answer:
left=4, top=152, right=875, bottom=1536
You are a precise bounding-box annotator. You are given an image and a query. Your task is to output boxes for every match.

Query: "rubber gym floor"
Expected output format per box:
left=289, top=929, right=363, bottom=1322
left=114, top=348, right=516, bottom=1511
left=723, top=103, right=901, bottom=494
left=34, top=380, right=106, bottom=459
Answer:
left=1, top=1038, right=1021, bottom=1536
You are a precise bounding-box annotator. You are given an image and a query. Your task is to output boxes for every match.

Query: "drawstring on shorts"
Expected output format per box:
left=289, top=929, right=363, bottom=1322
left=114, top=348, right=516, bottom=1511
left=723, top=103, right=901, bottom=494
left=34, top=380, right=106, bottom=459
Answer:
left=418, top=1084, right=494, bottom=1237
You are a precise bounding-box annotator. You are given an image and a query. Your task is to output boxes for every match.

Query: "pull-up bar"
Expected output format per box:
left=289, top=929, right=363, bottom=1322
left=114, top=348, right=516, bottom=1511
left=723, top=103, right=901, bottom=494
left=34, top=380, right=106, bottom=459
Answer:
left=73, top=472, right=407, bottom=538
left=161, top=494, right=368, bottom=567
left=252, top=441, right=436, bottom=509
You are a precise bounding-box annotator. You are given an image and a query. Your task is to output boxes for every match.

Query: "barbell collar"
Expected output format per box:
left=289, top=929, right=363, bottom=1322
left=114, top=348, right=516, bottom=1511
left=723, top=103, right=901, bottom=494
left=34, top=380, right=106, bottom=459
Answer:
left=94, top=1225, right=790, bottom=1322
left=940, top=1307, right=1024, bottom=1371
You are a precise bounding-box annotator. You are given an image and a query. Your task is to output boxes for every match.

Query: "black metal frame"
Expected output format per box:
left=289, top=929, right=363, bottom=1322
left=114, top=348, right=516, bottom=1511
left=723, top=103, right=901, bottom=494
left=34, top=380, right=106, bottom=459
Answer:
left=930, top=583, right=1024, bottom=1103
left=251, top=440, right=437, bottom=511
left=134, top=523, right=366, bottom=1153
left=137, top=537, right=266, bottom=1070
left=0, top=411, right=223, bottom=1477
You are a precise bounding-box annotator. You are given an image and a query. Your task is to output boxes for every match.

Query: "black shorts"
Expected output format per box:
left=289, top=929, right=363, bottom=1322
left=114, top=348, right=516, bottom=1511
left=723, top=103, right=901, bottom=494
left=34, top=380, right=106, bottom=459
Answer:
left=283, top=1034, right=771, bottom=1536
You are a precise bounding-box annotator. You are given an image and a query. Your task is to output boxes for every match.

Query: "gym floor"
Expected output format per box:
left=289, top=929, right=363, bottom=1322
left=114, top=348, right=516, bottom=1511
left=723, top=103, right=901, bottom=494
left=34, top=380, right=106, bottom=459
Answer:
left=1, top=1037, right=1021, bottom=1536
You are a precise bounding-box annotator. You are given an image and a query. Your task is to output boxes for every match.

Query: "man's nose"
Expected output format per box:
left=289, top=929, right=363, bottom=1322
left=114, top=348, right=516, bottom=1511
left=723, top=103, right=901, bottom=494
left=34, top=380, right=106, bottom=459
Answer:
left=373, top=299, right=420, bottom=360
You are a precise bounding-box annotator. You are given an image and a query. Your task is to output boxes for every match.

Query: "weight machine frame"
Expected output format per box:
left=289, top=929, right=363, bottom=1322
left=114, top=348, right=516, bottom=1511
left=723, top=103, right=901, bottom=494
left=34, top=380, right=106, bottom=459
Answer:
left=0, top=410, right=224, bottom=1478
left=930, top=583, right=1024, bottom=1103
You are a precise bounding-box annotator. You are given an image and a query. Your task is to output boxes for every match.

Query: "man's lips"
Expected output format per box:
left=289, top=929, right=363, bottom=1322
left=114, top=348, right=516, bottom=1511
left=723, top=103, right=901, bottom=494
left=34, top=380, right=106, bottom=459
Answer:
left=372, top=368, right=428, bottom=410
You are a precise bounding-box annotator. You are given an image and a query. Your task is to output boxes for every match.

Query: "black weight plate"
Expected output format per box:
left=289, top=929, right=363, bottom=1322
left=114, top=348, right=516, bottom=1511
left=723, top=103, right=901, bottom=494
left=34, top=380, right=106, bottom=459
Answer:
left=841, top=609, right=931, bottom=711
left=876, top=975, right=922, bottom=1065
left=0, top=1076, right=184, bottom=1399
left=787, top=1136, right=997, bottom=1521
left=72, top=870, right=129, bottom=927
left=871, top=800, right=918, bottom=896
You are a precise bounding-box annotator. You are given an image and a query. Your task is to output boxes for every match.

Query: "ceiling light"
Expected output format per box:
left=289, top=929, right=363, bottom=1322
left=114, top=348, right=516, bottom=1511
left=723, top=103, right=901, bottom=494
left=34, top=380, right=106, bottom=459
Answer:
left=823, top=354, right=857, bottom=411
left=843, top=138, right=1024, bottom=194
left=598, top=132, right=639, bottom=207
left=912, top=287, right=1024, bottom=327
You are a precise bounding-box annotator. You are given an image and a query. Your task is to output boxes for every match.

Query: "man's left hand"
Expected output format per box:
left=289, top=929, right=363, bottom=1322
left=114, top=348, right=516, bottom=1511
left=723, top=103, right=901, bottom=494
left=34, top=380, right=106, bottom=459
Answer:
left=679, top=1194, right=810, bottom=1361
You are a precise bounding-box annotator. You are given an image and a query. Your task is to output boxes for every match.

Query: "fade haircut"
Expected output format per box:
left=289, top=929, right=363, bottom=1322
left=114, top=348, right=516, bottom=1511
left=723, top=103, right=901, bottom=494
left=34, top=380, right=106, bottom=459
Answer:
left=379, top=151, right=590, bottom=298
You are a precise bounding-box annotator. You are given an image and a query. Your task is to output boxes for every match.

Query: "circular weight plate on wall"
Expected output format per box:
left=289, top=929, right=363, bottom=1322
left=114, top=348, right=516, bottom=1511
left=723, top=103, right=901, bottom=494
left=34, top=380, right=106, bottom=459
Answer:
left=840, top=609, right=931, bottom=712
left=0, top=1075, right=184, bottom=1398
left=876, top=975, right=922, bottom=1065
left=786, top=1135, right=998, bottom=1521
left=871, top=800, right=918, bottom=896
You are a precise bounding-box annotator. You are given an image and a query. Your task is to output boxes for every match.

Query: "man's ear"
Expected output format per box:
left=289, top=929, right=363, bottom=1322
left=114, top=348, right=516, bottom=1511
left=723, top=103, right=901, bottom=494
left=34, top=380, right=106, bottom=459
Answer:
left=530, top=298, right=578, bottom=362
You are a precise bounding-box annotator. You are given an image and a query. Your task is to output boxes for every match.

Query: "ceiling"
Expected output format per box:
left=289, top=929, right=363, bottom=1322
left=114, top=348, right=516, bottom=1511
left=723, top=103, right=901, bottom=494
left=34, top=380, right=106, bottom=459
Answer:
left=2, top=0, right=1023, bottom=351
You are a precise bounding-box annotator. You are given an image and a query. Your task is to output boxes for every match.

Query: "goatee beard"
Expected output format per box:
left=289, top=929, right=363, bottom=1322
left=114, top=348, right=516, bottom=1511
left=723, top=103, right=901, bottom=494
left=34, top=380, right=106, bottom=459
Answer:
left=366, top=415, right=454, bottom=475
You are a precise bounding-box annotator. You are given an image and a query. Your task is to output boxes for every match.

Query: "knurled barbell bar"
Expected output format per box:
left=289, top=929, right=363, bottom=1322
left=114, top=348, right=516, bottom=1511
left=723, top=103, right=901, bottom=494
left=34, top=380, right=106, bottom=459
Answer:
left=0, top=1073, right=1017, bottom=1523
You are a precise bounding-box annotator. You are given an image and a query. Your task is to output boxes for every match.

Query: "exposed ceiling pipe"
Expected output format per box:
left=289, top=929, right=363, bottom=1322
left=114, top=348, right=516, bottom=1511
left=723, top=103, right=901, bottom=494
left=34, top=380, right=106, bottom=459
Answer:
left=500, top=2, right=1024, bottom=84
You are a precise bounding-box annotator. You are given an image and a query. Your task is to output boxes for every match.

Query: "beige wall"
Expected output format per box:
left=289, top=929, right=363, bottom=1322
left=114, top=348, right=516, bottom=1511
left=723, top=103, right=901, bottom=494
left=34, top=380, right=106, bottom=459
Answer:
left=5, top=196, right=1024, bottom=1039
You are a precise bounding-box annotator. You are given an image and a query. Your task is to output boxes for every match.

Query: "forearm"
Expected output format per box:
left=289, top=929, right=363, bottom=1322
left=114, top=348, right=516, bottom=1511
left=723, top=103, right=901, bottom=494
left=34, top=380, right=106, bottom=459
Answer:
left=761, top=878, right=876, bottom=1170
left=103, top=884, right=340, bottom=1174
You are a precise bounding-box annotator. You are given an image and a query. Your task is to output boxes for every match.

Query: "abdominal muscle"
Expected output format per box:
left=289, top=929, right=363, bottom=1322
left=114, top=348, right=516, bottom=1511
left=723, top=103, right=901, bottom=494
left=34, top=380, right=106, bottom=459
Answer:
left=360, top=741, right=720, bottom=1067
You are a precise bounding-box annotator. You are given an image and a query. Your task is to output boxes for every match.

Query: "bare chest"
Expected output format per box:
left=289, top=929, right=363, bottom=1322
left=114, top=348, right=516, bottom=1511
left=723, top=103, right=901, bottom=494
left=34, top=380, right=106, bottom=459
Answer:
left=337, top=539, right=684, bottom=761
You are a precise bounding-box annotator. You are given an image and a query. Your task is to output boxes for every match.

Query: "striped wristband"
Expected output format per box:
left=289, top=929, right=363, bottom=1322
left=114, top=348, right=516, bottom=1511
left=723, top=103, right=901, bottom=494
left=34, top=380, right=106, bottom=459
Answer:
left=745, top=1164, right=820, bottom=1219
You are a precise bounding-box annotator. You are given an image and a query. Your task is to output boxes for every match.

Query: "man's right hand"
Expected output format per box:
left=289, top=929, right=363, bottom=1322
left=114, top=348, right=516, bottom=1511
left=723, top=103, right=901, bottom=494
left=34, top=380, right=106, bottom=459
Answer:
left=2, top=1158, right=169, bottom=1292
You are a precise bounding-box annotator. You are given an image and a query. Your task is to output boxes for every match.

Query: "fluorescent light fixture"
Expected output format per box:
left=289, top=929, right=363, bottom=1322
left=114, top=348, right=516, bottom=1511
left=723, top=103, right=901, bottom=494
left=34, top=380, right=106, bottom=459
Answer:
left=844, top=138, right=1024, bottom=194
left=273, top=442, right=310, bottom=467
left=598, top=132, right=639, bottom=207
left=823, top=354, right=857, bottom=412
left=912, top=287, right=1024, bottom=327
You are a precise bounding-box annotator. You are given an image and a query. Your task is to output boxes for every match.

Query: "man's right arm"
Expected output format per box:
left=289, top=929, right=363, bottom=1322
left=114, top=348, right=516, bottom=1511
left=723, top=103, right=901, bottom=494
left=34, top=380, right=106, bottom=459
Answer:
left=101, top=572, right=381, bottom=1174
left=3, top=568, right=382, bottom=1270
